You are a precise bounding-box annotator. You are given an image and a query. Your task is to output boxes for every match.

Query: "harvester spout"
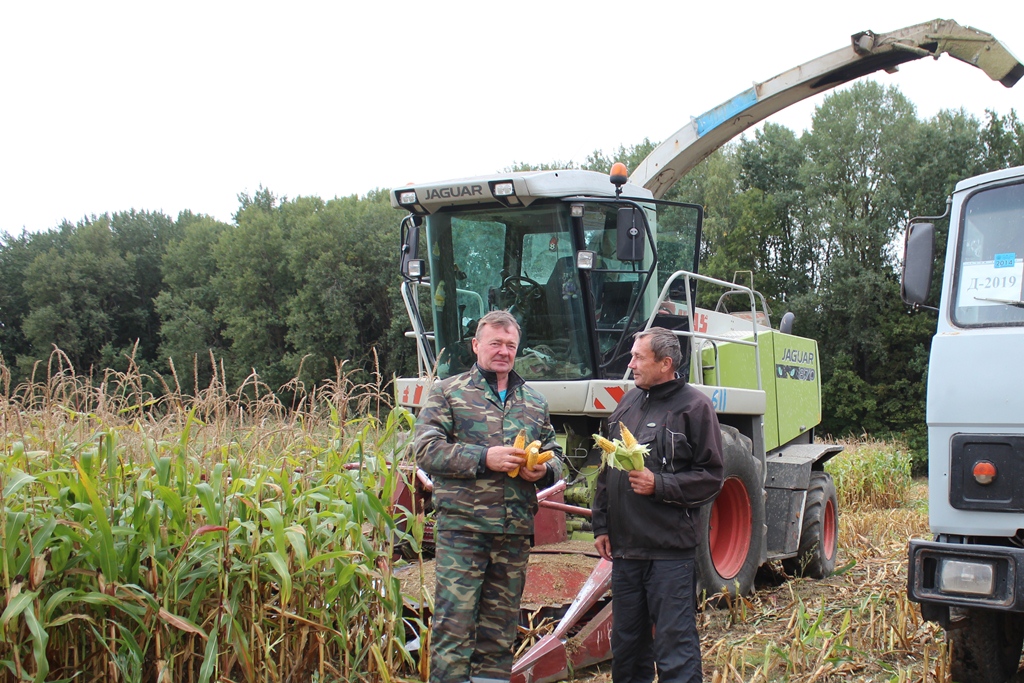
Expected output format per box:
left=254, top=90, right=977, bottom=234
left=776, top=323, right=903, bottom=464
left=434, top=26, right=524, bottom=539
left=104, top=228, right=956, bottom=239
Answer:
left=632, top=18, right=1024, bottom=199
left=926, top=26, right=1023, bottom=87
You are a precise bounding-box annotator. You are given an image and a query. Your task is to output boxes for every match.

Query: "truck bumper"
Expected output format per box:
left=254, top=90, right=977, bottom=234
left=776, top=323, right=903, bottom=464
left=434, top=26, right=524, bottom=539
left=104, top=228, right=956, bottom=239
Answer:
left=908, top=539, right=1024, bottom=613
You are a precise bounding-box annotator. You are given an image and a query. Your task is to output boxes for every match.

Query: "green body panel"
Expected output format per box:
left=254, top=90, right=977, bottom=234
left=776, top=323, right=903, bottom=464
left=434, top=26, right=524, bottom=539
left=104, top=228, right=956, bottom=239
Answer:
left=770, top=332, right=822, bottom=447
left=701, top=329, right=820, bottom=451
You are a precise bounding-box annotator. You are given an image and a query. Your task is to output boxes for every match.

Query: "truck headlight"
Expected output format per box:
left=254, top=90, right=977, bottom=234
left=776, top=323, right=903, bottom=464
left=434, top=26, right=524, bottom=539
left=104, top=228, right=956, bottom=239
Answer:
left=939, top=559, right=995, bottom=595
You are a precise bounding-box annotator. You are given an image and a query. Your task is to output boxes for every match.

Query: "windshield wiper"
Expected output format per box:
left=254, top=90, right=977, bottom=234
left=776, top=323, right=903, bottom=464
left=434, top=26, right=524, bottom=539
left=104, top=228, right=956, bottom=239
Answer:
left=973, top=296, right=1024, bottom=308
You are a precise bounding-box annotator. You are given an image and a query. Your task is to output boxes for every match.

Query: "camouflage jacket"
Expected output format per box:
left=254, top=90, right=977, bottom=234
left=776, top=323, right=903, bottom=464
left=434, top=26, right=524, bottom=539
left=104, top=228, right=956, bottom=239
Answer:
left=414, top=364, right=562, bottom=535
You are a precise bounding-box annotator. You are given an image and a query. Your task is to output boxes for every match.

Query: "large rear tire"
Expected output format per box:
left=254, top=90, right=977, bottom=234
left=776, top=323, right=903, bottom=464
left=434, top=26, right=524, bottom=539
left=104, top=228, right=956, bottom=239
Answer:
left=782, top=472, right=838, bottom=579
left=696, top=425, right=764, bottom=599
left=948, top=608, right=1024, bottom=682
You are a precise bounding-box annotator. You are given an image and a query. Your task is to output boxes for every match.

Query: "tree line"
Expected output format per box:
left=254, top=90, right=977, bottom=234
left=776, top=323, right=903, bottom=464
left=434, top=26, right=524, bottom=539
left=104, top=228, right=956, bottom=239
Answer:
left=1, top=81, right=1022, bottom=460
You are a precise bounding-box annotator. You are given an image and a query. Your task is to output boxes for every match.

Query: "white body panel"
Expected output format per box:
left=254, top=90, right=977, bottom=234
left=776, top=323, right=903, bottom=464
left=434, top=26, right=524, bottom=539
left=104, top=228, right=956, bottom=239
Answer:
left=928, top=166, right=1024, bottom=537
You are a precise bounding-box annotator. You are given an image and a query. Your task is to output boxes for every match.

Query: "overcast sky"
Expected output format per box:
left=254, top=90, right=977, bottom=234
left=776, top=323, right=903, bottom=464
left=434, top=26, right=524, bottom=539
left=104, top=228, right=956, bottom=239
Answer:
left=2, top=1, right=1023, bottom=235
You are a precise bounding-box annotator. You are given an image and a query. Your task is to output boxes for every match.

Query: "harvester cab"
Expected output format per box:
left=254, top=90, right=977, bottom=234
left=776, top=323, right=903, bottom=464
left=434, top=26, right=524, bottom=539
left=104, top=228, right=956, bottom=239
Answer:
left=396, top=171, right=698, bottom=383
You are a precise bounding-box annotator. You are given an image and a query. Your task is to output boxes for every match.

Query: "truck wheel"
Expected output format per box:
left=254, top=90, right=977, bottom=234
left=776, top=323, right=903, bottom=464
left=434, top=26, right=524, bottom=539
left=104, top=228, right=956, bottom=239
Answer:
left=782, top=472, right=838, bottom=579
left=949, top=609, right=1024, bottom=682
left=696, top=425, right=763, bottom=599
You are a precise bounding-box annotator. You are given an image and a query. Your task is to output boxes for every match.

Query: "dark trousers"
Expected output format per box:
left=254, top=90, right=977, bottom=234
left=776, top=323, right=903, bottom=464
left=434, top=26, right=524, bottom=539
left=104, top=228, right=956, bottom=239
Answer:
left=430, top=530, right=531, bottom=683
left=610, top=557, right=702, bottom=683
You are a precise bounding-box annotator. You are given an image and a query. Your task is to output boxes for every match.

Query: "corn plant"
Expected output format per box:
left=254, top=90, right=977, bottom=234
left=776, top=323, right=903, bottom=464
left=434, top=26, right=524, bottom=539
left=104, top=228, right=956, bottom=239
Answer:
left=0, top=351, right=427, bottom=682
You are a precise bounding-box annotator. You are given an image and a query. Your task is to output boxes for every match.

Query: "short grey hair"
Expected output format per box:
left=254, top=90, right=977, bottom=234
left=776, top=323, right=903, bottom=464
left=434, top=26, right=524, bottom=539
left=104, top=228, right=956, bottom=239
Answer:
left=634, top=327, right=683, bottom=371
left=476, top=310, right=521, bottom=339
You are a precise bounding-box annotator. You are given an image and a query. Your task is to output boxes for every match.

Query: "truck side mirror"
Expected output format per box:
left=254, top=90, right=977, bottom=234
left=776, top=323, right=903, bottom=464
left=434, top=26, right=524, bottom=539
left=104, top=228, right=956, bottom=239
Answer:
left=901, top=222, right=935, bottom=306
left=616, top=207, right=646, bottom=262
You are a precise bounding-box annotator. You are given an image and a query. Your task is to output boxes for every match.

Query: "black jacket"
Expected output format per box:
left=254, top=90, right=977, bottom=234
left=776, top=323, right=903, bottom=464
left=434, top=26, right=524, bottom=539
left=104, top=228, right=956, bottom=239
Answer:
left=591, top=378, right=724, bottom=559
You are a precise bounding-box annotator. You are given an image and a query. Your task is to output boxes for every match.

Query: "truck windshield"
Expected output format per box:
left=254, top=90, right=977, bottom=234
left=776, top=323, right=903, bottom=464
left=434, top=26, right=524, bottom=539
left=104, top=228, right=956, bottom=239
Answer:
left=952, top=180, right=1024, bottom=327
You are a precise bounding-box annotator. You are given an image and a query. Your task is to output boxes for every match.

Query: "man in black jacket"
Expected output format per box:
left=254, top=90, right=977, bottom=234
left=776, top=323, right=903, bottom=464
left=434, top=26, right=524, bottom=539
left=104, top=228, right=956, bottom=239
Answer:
left=592, top=327, right=724, bottom=683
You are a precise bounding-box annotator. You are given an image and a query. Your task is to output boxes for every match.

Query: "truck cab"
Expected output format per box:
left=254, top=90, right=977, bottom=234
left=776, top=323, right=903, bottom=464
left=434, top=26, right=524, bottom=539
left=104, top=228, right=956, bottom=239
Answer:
left=905, top=165, right=1024, bottom=681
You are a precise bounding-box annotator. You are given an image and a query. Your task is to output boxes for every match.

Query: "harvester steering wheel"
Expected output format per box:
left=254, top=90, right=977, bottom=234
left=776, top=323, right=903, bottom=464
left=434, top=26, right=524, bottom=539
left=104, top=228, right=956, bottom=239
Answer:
left=500, top=275, right=543, bottom=310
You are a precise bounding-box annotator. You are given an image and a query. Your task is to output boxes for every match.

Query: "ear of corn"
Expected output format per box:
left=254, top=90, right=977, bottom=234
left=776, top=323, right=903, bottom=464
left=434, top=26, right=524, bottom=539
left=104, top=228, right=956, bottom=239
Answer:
left=619, top=423, right=638, bottom=449
left=509, top=429, right=529, bottom=477
left=513, top=429, right=527, bottom=451
left=593, top=427, right=649, bottom=471
left=593, top=434, right=617, bottom=455
left=510, top=438, right=550, bottom=477
left=533, top=450, right=554, bottom=467
left=523, top=440, right=542, bottom=470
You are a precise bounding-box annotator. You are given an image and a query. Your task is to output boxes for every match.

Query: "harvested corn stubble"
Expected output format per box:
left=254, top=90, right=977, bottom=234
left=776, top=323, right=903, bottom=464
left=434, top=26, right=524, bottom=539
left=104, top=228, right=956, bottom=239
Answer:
left=593, top=422, right=650, bottom=471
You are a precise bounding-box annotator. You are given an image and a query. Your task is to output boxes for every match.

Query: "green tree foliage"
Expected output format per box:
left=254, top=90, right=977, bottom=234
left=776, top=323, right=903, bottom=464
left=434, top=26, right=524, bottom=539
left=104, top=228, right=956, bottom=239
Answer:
left=155, top=213, right=230, bottom=392
left=283, top=190, right=400, bottom=385
left=6, top=211, right=182, bottom=376
left=981, top=109, right=1024, bottom=169
left=110, top=210, right=181, bottom=355
left=789, top=83, right=925, bottom=437
left=213, top=189, right=297, bottom=389
left=21, top=217, right=144, bottom=372
left=0, top=230, right=55, bottom=366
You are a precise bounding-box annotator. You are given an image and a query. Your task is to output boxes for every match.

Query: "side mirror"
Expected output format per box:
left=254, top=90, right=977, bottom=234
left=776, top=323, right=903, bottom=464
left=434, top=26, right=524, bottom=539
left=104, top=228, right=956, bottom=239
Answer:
left=401, top=218, right=424, bottom=279
left=901, top=222, right=935, bottom=306
left=616, top=207, right=646, bottom=262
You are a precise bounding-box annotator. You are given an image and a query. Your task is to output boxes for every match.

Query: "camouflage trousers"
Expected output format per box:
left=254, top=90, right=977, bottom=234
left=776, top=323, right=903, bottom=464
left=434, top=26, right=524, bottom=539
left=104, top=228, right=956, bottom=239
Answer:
left=429, top=529, right=531, bottom=683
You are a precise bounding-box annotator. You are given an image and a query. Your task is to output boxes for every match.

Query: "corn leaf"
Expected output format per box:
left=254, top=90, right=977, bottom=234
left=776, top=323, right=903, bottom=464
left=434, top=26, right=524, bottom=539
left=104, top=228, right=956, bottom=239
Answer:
left=2, top=469, right=35, bottom=498
left=22, top=607, right=50, bottom=683
left=72, top=458, right=118, bottom=582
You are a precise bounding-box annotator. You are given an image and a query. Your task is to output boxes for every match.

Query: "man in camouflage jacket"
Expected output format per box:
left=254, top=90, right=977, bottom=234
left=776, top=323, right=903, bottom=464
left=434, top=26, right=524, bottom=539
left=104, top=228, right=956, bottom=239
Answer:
left=414, top=310, right=562, bottom=683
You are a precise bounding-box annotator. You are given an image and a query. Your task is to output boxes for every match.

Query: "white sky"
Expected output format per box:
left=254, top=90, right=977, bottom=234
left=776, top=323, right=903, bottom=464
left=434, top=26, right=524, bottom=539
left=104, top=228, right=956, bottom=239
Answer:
left=2, top=1, right=1023, bottom=234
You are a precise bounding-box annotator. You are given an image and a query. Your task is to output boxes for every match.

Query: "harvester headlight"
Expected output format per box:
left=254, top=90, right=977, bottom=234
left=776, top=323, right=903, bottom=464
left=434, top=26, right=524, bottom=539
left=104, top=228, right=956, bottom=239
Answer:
left=406, top=259, right=424, bottom=278
left=576, top=250, right=596, bottom=270
left=939, top=559, right=995, bottom=596
left=570, top=203, right=585, bottom=218
left=493, top=182, right=515, bottom=197
left=398, top=191, right=418, bottom=205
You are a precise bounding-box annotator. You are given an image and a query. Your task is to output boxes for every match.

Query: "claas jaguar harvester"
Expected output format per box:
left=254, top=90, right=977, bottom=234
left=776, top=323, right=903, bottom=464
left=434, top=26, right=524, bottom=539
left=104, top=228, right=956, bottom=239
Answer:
left=391, top=19, right=1022, bottom=682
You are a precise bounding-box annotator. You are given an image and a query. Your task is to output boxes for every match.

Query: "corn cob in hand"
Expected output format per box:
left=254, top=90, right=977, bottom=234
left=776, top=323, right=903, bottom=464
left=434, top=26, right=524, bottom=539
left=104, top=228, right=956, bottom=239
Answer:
left=509, top=429, right=554, bottom=477
left=593, top=422, right=649, bottom=471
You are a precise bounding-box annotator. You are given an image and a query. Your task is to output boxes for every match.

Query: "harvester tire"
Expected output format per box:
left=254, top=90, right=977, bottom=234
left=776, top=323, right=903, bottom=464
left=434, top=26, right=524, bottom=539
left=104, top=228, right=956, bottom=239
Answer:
left=948, top=608, right=1024, bottom=682
left=782, top=472, right=838, bottom=579
left=696, top=425, right=763, bottom=601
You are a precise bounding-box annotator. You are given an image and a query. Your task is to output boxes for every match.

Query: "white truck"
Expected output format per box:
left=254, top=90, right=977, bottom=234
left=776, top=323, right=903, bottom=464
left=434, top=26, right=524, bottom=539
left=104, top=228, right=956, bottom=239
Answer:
left=905, top=164, right=1024, bottom=682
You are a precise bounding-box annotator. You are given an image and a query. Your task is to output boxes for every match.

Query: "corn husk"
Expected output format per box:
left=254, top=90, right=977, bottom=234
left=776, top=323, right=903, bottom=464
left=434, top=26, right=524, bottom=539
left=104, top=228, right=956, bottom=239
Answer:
left=593, top=423, right=649, bottom=471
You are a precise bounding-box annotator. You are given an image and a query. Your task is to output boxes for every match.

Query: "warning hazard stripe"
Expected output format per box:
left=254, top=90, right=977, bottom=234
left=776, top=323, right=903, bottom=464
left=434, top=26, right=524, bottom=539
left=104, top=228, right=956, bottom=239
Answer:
left=397, top=378, right=431, bottom=408
left=593, top=385, right=627, bottom=411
